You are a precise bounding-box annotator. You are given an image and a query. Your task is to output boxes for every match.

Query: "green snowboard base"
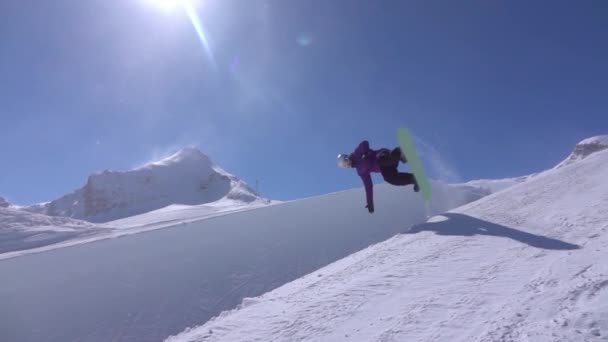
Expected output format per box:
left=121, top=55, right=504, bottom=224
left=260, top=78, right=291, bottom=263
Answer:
left=397, top=127, right=432, bottom=204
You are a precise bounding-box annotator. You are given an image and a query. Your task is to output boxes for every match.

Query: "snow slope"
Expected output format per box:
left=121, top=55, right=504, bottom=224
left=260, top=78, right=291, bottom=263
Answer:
left=0, top=207, right=105, bottom=254
left=168, top=150, right=608, bottom=341
left=0, top=180, right=484, bottom=342
left=23, top=148, right=265, bottom=223
left=0, top=199, right=272, bottom=259
left=101, top=199, right=268, bottom=230
left=462, top=176, right=531, bottom=194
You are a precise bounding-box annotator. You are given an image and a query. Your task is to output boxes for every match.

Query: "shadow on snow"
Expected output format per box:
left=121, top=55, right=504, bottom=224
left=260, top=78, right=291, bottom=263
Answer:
left=405, top=213, right=580, bottom=250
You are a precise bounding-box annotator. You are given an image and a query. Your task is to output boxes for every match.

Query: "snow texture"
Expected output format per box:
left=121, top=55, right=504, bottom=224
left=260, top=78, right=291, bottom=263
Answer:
left=22, top=148, right=264, bottom=223
left=0, top=199, right=270, bottom=259
left=462, top=176, right=532, bottom=194
left=0, top=180, right=483, bottom=342
left=0, top=207, right=105, bottom=254
left=167, top=150, right=608, bottom=342
left=101, top=199, right=266, bottom=229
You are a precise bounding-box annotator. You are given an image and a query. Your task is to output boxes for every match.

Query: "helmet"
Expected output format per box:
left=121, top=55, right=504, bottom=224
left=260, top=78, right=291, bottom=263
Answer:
left=337, top=153, right=352, bottom=168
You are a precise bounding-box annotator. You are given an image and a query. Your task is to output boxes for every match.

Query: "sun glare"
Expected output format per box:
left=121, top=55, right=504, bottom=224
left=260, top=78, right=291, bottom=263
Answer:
left=144, top=0, right=215, bottom=67
left=147, top=0, right=188, bottom=11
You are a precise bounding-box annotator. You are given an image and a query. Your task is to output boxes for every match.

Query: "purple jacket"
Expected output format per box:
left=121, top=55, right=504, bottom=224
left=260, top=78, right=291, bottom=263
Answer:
left=349, top=141, right=381, bottom=208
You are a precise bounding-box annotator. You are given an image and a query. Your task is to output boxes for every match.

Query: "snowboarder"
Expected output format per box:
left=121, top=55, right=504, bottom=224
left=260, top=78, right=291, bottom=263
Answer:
left=337, top=140, right=419, bottom=213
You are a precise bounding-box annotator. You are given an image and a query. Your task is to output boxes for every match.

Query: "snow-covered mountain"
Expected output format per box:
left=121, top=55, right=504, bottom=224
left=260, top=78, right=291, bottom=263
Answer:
left=23, top=148, right=265, bottom=223
left=555, top=134, right=608, bottom=168
left=167, top=139, right=608, bottom=342
left=0, top=149, right=270, bottom=255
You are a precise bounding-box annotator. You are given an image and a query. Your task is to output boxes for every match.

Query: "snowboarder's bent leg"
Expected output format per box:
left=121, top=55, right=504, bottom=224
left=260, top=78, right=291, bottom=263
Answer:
left=381, top=166, right=415, bottom=186
left=390, top=147, right=400, bottom=160
left=377, top=149, right=393, bottom=168
left=378, top=147, right=404, bottom=168
left=389, top=147, right=408, bottom=163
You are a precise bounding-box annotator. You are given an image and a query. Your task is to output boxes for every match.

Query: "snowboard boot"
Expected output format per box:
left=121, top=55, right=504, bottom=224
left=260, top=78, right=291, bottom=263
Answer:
left=413, top=175, right=420, bottom=192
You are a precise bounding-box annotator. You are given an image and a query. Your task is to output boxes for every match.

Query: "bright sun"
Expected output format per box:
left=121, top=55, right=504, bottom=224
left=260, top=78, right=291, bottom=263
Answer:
left=143, top=0, right=215, bottom=65
left=146, top=0, right=189, bottom=11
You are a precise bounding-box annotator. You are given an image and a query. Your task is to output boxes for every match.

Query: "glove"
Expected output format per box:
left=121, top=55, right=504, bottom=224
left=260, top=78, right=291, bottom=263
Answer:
left=366, top=204, right=374, bottom=214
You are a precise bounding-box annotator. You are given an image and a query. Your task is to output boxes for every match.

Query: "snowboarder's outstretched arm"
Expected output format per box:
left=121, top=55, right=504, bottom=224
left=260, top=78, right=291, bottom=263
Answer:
left=361, top=173, right=374, bottom=213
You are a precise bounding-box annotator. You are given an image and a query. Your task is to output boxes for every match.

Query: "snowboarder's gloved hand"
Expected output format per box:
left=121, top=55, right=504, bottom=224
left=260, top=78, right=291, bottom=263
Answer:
left=366, top=204, right=374, bottom=213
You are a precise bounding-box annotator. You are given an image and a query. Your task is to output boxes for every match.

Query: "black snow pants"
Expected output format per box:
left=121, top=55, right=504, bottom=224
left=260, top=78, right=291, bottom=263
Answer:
left=377, top=147, right=416, bottom=186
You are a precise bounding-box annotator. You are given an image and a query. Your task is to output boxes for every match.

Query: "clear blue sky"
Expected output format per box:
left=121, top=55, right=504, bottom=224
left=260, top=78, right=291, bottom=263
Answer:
left=1, top=0, right=606, bottom=205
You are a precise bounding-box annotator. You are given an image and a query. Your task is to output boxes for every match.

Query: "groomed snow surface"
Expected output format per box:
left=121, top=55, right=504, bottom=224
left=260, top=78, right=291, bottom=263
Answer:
left=168, top=149, right=608, bottom=342
left=0, top=206, right=102, bottom=254
left=0, top=199, right=269, bottom=260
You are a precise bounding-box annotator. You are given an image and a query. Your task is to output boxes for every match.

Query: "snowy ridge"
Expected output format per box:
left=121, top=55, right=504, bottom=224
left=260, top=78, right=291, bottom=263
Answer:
left=23, top=148, right=265, bottom=223
left=167, top=149, right=608, bottom=341
left=461, top=175, right=532, bottom=194
left=555, top=134, right=608, bottom=169
left=579, top=135, right=608, bottom=146
left=0, top=200, right=271, bottom=260
left=100, top=199, right=268, bottom=230
left=463, top=134, right=608, bottom=194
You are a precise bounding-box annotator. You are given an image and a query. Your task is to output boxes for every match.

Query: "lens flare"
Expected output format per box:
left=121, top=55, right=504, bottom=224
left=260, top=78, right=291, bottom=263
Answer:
left=297, top=33, right=314, bottom=47
left=145, top=0, right=216, bottom=67
left=183, top=2, right=216, bottom=68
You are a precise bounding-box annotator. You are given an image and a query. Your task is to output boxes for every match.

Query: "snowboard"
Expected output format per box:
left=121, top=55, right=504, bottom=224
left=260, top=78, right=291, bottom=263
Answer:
left=397, top=127, right=432, bottom=204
